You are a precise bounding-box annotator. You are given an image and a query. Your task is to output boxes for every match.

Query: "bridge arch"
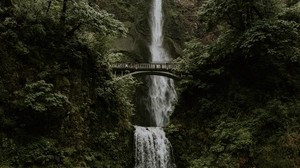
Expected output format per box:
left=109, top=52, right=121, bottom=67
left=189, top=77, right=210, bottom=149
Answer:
left=111, top=63, right=182, bottom=80
left=114, top=71, right=180, bottom=80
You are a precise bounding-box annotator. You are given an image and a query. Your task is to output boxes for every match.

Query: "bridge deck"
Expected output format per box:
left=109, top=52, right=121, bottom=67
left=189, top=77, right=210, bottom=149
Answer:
left=111, top=63, right=179, bottom=71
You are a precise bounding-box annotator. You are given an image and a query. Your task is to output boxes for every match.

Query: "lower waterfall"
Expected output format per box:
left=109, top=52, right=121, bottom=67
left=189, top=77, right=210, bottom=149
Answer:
left=134, top=126, right=175, bottom=168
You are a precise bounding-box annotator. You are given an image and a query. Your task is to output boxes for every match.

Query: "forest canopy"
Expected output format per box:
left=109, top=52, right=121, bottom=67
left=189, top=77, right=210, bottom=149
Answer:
left=0, top=0, right=300, bottom=167
left=0, top=0, right=135, bottom=167
left=170, top=0, right=300, bottom=167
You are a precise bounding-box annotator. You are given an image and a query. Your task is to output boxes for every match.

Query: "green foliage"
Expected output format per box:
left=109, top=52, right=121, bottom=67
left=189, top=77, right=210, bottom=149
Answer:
left=14, top=80, right=70, bottom=113
left=174, top=40, right=210, bottom=73
left=11, top=80, right=70, bottom=133
left=286, top=0, right=299, bottom=7
left=192, top=121, right=252, bottom=167
left=106, top=51, right=130, bottom=63
left=170, top=0, right=300, bottom=167
left=94, top=0, right=149, bottom=23
left=177, top=3, right=300, bottom=98
left=240, top=20, right=300, bottom=59
left=169, top=99, right=300, bottom=167
left=11, top=139, right=63, bottom=167
left=0, top=0, right=128, bottom=61
left=111, top=76, right=139, bottom=128
left=68, top=0, right=128, bottom=36
left=0, top=0, right=134, bottom=166
left=255, top=145, right=293, bottom=168
left=91, top=130, right=134, bottom=168
left=13, top=0, right=127, bottom=36
left=199, top=0, right=282, bottom=31
left=1, top=137, right=128, bottom=168
left=280, top=2, right=300, bottom=23
left=92, top=76, right=138, bottom=130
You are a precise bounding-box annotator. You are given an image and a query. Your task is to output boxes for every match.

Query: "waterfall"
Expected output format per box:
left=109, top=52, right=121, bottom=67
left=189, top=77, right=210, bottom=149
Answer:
left=148, top=0, right=177, bottom=127
left=134, top=0, right=177, bottom=167
left=134, top=126, right=175, bottom=168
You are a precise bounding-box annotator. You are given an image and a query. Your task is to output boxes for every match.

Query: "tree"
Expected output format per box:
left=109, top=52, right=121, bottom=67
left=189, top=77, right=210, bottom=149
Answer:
left=0, top=0, right=134, bottom=166
left=199, top=0, right=281, bottom=31
left=60, top=0, right=68, bottom=23
left=171, top=1, right=300, bottom=167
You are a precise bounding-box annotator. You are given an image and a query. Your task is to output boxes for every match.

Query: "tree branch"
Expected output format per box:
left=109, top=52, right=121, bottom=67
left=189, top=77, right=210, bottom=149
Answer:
left=60, top=0, right=68, bottom=24
left=47, top=1, right=52, bottom=13
left=65, top=23, right=83, bottom=37
left=225, top=12, right=241, bottom=30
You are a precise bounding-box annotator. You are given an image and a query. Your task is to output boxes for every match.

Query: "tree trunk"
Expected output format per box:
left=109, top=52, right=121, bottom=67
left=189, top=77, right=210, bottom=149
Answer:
left=66, top=23, right=83, bottom=37
left=60, top=0, right=68, bottom=24
left=47, top=1, right=52, bottom=13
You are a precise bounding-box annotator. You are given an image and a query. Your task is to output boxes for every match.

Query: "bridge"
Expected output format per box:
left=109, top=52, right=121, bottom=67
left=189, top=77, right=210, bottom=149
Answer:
left=111, top=63, right=181, bottom=79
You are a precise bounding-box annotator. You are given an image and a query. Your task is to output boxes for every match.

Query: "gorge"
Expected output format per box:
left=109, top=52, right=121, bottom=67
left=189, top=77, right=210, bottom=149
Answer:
left=1, top=0, right=300, bottom=167
left=134, top=0, right=177, bottom=167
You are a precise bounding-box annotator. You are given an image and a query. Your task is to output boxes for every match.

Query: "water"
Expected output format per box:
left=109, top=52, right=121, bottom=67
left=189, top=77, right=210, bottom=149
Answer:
left=134, top=126, right=175, bottom=168
left=147, top=0, right=177, bottom=127
left=134, top=0, right=177, bottom=167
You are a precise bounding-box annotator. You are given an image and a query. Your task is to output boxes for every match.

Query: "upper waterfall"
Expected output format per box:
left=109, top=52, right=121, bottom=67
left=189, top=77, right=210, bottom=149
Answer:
left=147, top=0, right=177, bottom=127
left=150, top=0, right=168, bottom=62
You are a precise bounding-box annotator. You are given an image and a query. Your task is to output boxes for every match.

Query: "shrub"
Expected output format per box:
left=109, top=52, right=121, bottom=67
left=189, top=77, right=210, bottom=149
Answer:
left=13, top=80, right=71, bottom=133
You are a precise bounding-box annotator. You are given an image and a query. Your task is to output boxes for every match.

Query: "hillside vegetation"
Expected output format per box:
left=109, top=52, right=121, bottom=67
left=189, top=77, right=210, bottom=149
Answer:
left=0, top=0, right=135, bottom=167
left=0, top=0, right=300, bottom=167
left=168, top=0, right=300, bottom=167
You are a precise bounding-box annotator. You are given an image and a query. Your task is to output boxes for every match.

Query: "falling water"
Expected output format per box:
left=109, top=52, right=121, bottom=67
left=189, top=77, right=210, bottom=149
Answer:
left=134, top=0, right=177, bottom=167
left=148, top=0, right=177, bottom=127
left=134, top=126, right=175, bottom=168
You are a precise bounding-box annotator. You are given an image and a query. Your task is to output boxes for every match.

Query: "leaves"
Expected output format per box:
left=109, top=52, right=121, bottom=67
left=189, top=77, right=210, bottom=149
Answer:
left=0, top=0, right=134, bottom=167
left=68, top=1, right=128, bottom=37
left=199, top=0, right=282, bottom=31
left=171, top=1, right=300, bottom=167
left=14, top=80, right=70, bottom=113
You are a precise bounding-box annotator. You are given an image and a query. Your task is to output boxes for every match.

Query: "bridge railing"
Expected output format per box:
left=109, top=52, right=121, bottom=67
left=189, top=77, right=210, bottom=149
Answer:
left=111, top=63, right=180, bottom=70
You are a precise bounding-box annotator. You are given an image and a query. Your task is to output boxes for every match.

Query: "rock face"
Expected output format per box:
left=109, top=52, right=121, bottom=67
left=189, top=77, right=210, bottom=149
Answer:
left=94, top=0, right=151, bottom=62
left=94, top=0, right=201, bottom=61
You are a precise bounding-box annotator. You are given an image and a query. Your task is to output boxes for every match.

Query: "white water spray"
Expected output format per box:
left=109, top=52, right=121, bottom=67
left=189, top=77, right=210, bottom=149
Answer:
left=148, top=0, right=177, bottom=127
left=134, top=0, right=177, bottom=167
left=134, top=126, right=175, bottom=168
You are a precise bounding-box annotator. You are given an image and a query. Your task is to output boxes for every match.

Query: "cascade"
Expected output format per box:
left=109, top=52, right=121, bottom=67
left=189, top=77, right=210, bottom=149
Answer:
left=147, top=0, right=177, bottom=127
left=134, top=0, right=177, bottom=167
left=134, top=126, right=175, bottom=168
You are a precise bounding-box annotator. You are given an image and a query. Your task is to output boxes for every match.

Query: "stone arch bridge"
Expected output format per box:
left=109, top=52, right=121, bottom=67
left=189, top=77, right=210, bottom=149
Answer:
left=111, top=63, right=182, bottom=79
